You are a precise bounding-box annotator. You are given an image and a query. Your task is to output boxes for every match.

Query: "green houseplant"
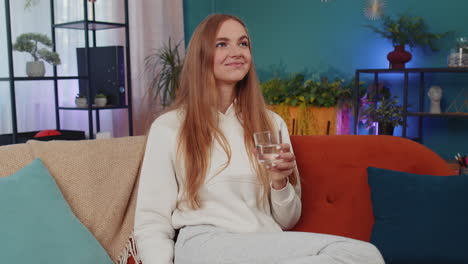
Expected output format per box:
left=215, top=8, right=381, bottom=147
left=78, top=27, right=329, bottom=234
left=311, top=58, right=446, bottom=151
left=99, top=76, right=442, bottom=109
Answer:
left=360, top=96, right=406, bottom=135
left=94, top=93, right=107, bottom=107
left=75, top=93, right=87, bottom=108
left=366, top=13, right=448, bottom=69
left=261, top=74, right=350, bottom=107
left=261, top=73, right=352, bottom=135
left=304, top=77, right=351, bottom=108
left=13, top=33, right=61, bottom=77
left=145, top=39, right=183, bottom=107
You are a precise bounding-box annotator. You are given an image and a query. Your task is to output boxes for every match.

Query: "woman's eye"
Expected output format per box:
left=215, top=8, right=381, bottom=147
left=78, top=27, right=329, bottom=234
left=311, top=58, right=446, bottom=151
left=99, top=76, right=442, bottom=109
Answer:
left=216, top=42, right=226, bottom=47
left=240, top=41, right=249, bottom=47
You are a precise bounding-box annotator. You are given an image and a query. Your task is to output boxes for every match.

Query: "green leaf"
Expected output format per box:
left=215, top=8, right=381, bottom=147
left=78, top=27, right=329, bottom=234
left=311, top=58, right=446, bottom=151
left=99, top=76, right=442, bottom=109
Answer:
left=13, top=33, right=60, bottom=63
left=291, top=98, right=298, bottom=106
left=364, top=13, right=448, bottom=51
left=145, top=38, right=184, bottom=107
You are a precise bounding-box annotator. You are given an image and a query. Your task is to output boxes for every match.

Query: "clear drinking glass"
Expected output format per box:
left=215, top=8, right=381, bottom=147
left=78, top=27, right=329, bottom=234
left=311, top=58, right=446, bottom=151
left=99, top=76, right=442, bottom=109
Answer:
left=253, top=130, right=283, bottom=164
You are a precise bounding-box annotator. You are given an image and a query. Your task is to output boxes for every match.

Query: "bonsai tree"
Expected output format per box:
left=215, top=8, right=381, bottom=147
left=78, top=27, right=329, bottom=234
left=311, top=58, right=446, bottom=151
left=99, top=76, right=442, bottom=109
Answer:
left=366, top=13, right=448, bottom=51
left=13, top=33, right=61, bottom=65
left=145, top=38, right=183, bottom=107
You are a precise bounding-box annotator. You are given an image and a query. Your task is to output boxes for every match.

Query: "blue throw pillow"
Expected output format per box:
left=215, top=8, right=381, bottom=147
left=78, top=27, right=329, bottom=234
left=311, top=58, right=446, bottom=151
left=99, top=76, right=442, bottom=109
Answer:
left=367, top=167, right=468, bottom=264
left=0, top=158, right=113, bottom=264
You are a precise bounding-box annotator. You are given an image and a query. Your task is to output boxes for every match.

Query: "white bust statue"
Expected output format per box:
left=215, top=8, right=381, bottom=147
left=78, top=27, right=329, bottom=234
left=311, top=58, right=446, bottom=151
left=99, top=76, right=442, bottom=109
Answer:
left=428, top=85, right=442, bottom=114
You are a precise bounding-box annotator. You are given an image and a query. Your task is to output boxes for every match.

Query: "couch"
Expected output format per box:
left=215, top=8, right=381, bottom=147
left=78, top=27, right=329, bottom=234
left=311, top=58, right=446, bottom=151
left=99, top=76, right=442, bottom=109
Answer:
left=0, top=135, right=454, bottom=264
left=289, top=135, right=452, bottom=240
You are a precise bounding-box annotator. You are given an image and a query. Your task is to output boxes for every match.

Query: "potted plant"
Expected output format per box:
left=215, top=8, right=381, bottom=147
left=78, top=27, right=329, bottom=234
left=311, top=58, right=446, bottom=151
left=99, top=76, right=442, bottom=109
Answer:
left=261, top=73, right=352, bottom=135
left=366, top=14, right=448, bottom=69
left=360, top=96, right=406, bottom=135
left=75, top=93, right=87, bottom=108
left=145, top=38, right=183, bottom=107
left=13, top=33, right=61, bottom=77
left=94, top=93, right=107, bottom=107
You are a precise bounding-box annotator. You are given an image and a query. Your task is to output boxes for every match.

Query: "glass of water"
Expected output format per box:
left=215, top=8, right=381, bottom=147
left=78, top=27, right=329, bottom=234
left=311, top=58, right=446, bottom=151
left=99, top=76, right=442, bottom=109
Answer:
left=253, top=130, right=283, bottom=165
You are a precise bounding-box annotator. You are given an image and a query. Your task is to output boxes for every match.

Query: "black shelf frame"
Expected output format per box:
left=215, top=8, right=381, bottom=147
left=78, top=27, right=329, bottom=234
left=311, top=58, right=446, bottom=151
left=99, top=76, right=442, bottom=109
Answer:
left=58, top=105, right=129, bottom=110
left=353, top=67, right=468, bottom=141
left=355, top=67, right=468, bottom=73
left=407, top=112, right=468, bottom=117
left=2, top=0, right=133, bottom=144
left=53, top=20, right=126, bottom=30
left=0, top=76, right=86, bottom=81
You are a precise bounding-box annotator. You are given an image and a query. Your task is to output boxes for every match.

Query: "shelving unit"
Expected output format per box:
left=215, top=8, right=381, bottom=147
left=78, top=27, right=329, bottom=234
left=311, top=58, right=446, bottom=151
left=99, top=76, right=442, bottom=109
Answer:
left=352, top=67, right=468, bottom=140
left=1, top=0, right=133, bottom=144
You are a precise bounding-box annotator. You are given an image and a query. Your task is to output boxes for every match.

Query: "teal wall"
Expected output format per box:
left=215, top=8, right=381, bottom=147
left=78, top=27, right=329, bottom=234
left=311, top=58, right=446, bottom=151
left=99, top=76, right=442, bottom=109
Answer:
left=183, top=0, right=214, bottom=45
left=183, top=0, right=468, bottom=160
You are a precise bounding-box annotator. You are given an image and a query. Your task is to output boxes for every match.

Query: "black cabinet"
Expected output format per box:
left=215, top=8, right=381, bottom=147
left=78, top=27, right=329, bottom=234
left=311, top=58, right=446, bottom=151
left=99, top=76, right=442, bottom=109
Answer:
left=353, top=67, right=468, bottom=140
left=1, top=0, right=133, bottom=144
left=76, top=46, right=126, bottom=106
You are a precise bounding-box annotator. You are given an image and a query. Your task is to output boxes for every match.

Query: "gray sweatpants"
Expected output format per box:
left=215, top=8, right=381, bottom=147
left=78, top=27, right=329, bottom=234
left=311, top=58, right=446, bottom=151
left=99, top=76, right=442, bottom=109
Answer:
left=174, top=225, right=385, bottom=264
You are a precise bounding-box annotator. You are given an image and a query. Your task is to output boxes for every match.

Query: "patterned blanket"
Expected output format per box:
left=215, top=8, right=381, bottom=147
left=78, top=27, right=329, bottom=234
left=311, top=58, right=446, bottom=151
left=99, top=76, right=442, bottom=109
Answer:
left=0, top=136, right=146, bottom=263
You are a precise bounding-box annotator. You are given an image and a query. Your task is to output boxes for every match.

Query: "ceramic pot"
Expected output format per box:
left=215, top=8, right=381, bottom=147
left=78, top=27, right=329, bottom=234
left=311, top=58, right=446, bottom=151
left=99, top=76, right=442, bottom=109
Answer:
left=387, top=45, right=412, bottom=69
left=94, top=98, right=107, bottom=107
left=378, top=122, right=394, bottom=135
left=26, top=61, right=45, bottom=77
left=75, top=98, right=87, bottom=108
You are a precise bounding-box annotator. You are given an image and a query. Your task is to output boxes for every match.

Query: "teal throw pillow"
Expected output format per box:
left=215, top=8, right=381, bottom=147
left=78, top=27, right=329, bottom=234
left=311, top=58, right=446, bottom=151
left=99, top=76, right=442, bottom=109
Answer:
left=0, top=158, right=113, bottom=264
left=367, top=167, right=468, bottom=264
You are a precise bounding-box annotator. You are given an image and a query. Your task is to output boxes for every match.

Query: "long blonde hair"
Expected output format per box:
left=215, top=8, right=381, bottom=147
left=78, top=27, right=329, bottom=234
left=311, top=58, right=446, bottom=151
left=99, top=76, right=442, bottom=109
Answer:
left=166, top=14, right=297, bottom=209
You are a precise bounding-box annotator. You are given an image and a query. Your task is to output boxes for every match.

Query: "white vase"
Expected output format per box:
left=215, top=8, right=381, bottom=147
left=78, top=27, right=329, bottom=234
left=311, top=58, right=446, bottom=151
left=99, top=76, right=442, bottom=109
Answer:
left=26, top=61, right=45, bottom=77
left=95, top=98, right=107, bottom=107
left=75, top=98, right=87, bottom=108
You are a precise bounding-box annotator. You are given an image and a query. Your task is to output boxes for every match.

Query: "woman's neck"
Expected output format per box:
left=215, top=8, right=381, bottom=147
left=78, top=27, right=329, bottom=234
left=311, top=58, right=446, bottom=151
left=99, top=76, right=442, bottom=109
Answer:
left=217, top=82, right=236, bottom=114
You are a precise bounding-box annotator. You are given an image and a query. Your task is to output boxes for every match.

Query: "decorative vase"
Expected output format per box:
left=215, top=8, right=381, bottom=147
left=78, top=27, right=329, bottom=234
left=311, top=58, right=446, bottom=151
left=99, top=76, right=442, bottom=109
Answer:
left=75, top=98, right=87, bottom=108
left=387, top=45, right=412, bottom=69
left=94, top=98, right=107, bottom=107
left=378, top=123, right=394, bottom=135
left=26, top=61, right=45, bottom=77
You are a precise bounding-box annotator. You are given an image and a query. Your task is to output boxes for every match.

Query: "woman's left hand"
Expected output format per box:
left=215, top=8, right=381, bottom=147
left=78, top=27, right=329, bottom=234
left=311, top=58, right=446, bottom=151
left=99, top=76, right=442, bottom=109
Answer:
left=266, top=143, right=296, bottom=190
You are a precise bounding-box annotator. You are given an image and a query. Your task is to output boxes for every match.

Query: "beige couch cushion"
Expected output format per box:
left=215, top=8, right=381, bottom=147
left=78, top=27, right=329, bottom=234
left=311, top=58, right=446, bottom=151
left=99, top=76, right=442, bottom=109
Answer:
left=0, top=136, right=146, bottom=263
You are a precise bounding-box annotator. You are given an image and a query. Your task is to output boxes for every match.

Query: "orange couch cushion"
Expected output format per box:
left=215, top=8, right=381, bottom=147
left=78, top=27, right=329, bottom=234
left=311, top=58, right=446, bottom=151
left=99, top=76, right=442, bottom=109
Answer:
left=289, top=135, right=452, bottom=241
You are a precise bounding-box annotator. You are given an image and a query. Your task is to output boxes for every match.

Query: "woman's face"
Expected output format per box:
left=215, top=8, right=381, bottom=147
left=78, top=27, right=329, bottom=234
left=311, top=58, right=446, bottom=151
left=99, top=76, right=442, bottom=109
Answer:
left=213, top=19, right=252, bottom=86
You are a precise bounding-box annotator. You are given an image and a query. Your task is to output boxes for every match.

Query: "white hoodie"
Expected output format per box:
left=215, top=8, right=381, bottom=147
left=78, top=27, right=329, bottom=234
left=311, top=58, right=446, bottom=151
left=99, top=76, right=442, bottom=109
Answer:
left=134, top=104, right=302, bottom=264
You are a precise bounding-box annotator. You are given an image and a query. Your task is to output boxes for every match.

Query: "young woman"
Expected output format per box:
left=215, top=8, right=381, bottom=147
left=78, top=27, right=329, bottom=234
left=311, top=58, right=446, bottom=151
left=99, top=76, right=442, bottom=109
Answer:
left=134, top=14, right=384, bottom=264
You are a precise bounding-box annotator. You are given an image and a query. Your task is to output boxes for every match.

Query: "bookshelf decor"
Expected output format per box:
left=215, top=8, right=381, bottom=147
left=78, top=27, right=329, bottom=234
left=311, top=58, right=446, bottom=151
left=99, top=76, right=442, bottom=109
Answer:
left=353, top=67, right=468, bottom=142
left=1, top=0, right=133, bottom=144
